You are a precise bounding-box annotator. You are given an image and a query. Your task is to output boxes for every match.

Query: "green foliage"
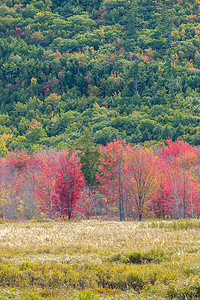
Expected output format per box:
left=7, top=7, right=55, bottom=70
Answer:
left=77, top=291, right=96, bottom=300
left=94, top=126, right=123, bottom=145
left=110, top=249, right=166, bottom=265
left=75, top=128, right=102, bottom=186
left=0, top=0, right=200, bottom=149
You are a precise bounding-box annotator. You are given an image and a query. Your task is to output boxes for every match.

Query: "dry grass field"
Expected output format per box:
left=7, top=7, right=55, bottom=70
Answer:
left=0, top=219, right=200, bottom=299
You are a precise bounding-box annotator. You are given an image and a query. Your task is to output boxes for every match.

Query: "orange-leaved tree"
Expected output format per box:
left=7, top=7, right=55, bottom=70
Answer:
left=126, top=147, right=160, bottom=221
left=97, top=140, right=132, bottom=221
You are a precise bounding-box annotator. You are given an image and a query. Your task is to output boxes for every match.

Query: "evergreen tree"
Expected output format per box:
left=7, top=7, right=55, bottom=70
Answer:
left=153, top=124, right=163, bottom=141
left=173, top=124, right=185, bottom=140
left=162, top=125, right=173, bottom=140
left=142, top=127, right=151, bottom=142
left=192, top=132, right=200, bottom=146
left=75, top=128, right=102, bottom=187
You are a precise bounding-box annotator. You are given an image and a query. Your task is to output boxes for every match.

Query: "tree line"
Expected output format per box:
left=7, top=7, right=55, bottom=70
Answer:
left=0, top=138, right=200, bottom=221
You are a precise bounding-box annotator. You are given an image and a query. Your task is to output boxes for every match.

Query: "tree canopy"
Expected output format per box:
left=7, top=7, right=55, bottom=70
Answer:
left=0, top=0, right=200, bottom=153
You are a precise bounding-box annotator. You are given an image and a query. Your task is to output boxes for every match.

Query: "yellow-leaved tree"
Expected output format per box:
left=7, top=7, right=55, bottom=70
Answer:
left=0, top=133, right=13, bottom=157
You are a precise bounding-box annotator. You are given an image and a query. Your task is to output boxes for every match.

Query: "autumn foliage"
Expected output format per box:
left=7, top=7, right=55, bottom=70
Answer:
left=0, top=139, right=200, bottom=221
left=53, top=151, right=85, bottom=219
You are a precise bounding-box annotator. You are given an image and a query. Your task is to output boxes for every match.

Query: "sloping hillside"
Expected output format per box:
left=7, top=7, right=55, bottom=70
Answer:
left=0, top=0, right=200, bottom=153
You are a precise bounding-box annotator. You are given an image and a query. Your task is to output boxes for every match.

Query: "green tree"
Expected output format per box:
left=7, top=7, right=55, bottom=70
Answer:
left=75, top=128, right=102, bottom=187
left=26, top=126, right=47, bottom=144
left=94, top=127, right=122, bottom=145
left=162, top=125, right=173, bottom=140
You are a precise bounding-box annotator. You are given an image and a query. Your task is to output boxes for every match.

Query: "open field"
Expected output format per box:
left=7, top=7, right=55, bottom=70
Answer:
left=0, top=220, right=200, bottom=299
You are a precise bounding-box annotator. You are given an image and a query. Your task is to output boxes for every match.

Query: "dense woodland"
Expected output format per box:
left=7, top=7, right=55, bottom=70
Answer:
left=1, top=0, right=200, bottom=220
left=0, top=0, right=200, bottom=154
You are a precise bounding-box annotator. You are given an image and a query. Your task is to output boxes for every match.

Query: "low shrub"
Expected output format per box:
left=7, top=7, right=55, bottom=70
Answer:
left=110, top=249, right=166, bottom=264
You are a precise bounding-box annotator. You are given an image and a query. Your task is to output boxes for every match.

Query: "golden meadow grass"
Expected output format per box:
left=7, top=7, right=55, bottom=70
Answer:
left=0, top=219, right=200, bottom=299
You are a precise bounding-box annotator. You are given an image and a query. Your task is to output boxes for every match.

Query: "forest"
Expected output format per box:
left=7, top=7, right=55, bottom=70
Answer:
left=1, top=0, right=200, bottom=221
left=0, top=138, right=200, bottom=221
left=0, top=0, right=200, bottom=156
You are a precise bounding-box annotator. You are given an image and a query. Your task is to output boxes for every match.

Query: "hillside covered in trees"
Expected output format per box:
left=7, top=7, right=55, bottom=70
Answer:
left=1, top=0, right=200, bottom=155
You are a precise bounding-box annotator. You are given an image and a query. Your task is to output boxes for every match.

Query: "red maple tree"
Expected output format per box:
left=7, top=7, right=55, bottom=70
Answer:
left=53, top=151, right=85, bottom=220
